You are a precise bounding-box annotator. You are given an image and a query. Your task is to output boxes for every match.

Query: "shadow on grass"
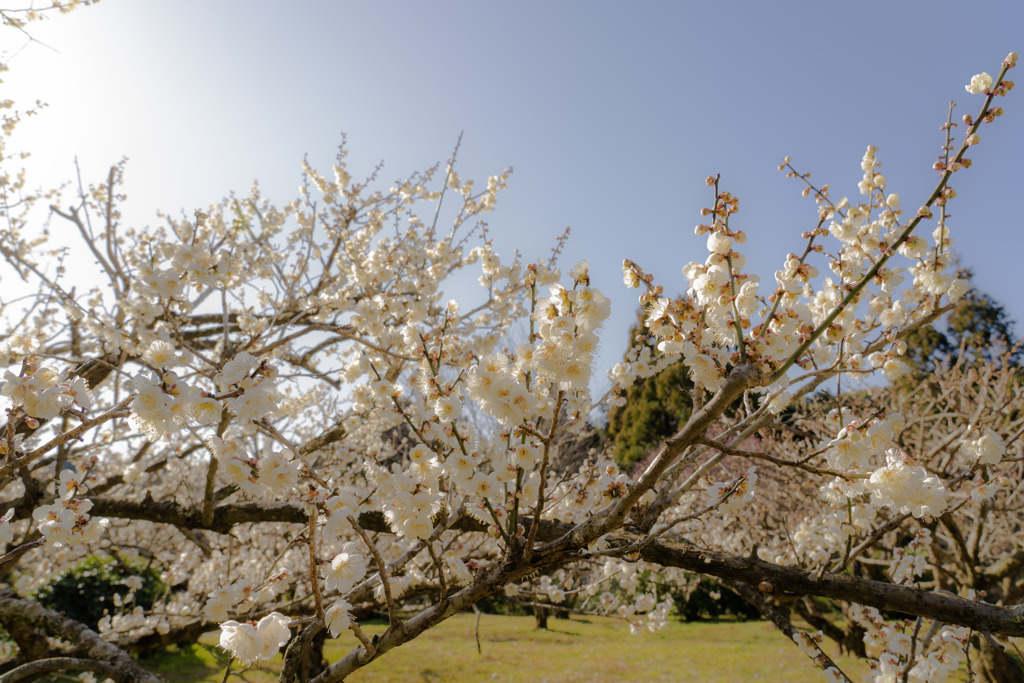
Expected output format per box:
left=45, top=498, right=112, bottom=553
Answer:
left=543, top=627, right=582, bottom=636
left=139, top=643, right=224, bottom=682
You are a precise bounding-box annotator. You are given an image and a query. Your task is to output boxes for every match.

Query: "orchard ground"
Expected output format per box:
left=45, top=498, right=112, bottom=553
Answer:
left=129, top=614, right=881, bottom=682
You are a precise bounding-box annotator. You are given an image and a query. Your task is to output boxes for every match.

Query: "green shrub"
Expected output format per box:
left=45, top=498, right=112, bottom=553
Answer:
left=672, top=578, right=760, bottom=622
left=33, top=555, right=166, bottom=630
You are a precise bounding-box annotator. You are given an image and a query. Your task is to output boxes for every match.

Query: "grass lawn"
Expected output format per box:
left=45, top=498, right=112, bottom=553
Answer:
left=135, top=614, right=873, bottom=682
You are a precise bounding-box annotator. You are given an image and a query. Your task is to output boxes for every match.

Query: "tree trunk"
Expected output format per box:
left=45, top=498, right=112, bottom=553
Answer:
left=533, top=605, right=549, bottom=630
left=976, top=636, right=1024, bottom=682
left=299, top=627, right=329, bottom=681
left=841, top=623, right=867, bottom=659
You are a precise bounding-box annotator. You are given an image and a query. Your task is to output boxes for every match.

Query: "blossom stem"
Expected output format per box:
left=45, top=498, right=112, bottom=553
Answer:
left=307, top=512, right=325, bottom=621
left=524, top=390, right=564, bottom=561
left=770, top=60, right=1012, bottom=387
left=1, top=397, right=133, bottom=479
left=349, top=515, right=400, bottom=629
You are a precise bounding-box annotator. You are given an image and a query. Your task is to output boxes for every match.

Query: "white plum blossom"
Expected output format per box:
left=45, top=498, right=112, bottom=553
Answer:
left=225, top=378, right=280, bottom=425
left=215, top=352, right=258, bottom=391
left=128, top=372, right=178, bottom=441
left=189, top=396, right=222, bottom=425
left=258, top=449, right=300, bottom=494
left=961, top=427, right=1005, bottom=466
left=205, top=581, right=249, bottom=621
left=1, top=368, right=74, bottom=419
left=965, top=72, right=993, bottom=94
left=32, top=499, right=108, bottom=547
left=218, top=612, right=291, bottom=665
left=325, top=599, right=353, bottom=637
left=218, top=621, right=260, bottom=664
left=867, top=451, right=947, bottom=519
left=255, top=612, right=292, bottom=660
left=323, top=543, right=369, bottom=594
left=143, top=339, right=178, bottom=368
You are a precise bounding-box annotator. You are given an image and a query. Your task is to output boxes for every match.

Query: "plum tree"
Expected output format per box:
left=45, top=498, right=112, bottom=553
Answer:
left=0, top=7, right=1022, bottom=682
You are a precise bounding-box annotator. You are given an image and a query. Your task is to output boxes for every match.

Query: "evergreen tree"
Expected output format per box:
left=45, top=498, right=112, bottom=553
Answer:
left=903, top=274, right=1018, bottom=374
left=605, top=312, right=693, bottom=469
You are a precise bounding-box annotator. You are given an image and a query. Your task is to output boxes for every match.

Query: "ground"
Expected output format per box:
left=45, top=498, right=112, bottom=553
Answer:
left=132, top=613, right=873, bottom=682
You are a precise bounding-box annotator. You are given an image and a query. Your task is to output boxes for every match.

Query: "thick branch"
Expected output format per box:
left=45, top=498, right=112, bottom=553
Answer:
left=84, top=495, right=1024, bottom=639
left=630, top=534, right=1024, bottom=637
left=561, top=363, right=767, bottom=550
left=0, top=657, right=126, bottom=683
left=0, top=592, right=160, bottom=683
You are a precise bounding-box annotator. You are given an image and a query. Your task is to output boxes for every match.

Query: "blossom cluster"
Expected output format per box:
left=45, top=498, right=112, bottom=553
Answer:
left=1, top=364, right=92, bottom=421
left=218, top=612, right=292, bottom=665
left=129, top=349, right=280, bottom=442
left=851, top=604, right=970, bottom=682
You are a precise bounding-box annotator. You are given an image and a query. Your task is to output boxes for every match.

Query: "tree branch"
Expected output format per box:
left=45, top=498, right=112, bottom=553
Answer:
left=0, top=592, right=160, bottom=683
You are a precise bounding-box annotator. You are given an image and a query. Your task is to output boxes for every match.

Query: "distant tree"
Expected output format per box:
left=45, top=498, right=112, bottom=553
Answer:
left=605, top=314, right=693, bottom=469
left=903, top=273, right=1018, bottom=373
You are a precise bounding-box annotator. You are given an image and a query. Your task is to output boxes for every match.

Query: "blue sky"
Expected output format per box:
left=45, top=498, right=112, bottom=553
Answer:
left=3, top=1, right=1022, bottom=393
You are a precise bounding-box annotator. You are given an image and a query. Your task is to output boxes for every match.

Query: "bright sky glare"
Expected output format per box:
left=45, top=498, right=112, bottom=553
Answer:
left=3, top=1, right=1022, bottom=395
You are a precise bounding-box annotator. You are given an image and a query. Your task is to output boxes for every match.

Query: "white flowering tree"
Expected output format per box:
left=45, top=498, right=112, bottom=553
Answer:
left=1, top=7, right=1022, bottom=680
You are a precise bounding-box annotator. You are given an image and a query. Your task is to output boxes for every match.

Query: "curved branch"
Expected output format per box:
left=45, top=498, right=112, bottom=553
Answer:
left=0, top=592, right=160, bottom=683
left=627, top=533, right=1024, bottom=637
left=0, top=657, right=125, bottom=683
left=0, top=397, right=134, bottom=478
left=83, top=495, right=1024, bottom=640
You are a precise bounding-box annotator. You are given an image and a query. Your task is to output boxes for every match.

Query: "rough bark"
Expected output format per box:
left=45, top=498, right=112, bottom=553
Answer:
left=281, top=619, right=325, bottom=683
left=0, top=592, right=160, bottom=683
left=0, top=657, right=126, bottom=683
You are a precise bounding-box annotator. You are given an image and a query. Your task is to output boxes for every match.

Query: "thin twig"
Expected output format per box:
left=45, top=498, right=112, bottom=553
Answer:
left=426, top=541, right=449, bottom=607
left=524, top=391, right=564, bottom=561
left=0, top=397, right=134, bottom=479
left=349, top=515, right=399, bottom=628
left=308, top=513, right=325, bottom=621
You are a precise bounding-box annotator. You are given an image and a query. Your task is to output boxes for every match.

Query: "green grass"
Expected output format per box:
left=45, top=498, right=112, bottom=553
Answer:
left=131, top=614, right=871, bottom=682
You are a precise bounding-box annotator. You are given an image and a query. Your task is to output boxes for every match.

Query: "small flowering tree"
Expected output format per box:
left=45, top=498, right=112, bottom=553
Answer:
left=0, top=9, right=1022, bottom=679
left=758, top=352, right=1024, bottom=680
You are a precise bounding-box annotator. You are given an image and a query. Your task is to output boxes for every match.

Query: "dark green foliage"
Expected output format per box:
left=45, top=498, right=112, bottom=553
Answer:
left=474, top=593, right=530, bottom=616
left=903, top=279, right=1018, bottom=374
left=672, top=578, right=761, bottom=622
left=33, top=555, right=165, bottom=630
left=607, top=361, right=693, bottom=469
left=605, top=312, right=694, bottom=469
